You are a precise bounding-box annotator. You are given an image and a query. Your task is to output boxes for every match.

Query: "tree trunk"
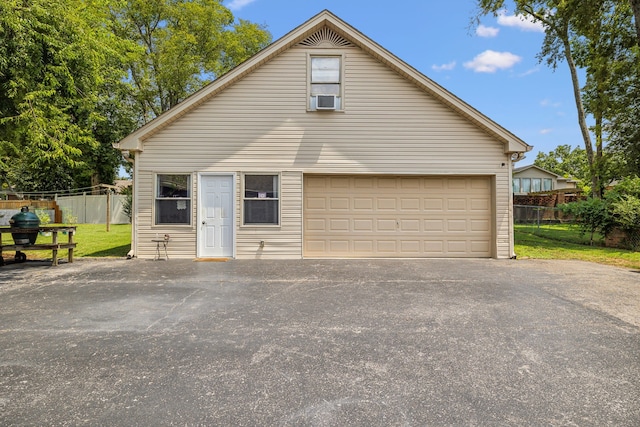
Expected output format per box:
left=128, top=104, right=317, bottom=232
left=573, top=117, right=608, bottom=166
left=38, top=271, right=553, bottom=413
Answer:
left=91, top=172, right=101, bottom=195
left=631, top=0, right=640, bottom=45
left=594, top=112, right=604, bottom=197
left=561, top=31, right=599, bottom=198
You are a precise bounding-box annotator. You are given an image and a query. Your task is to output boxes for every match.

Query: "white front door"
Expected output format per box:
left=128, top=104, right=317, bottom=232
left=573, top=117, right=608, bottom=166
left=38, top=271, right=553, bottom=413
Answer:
left=198, top=174, right=234, bottom=258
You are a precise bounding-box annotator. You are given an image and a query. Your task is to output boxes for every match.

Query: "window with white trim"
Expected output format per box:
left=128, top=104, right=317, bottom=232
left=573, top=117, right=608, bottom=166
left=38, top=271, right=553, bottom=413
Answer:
left=309, top=56, right=342, bottom=110
left=155, top=174, right=191, bottom=225
left=243, top=174, right=279, bottom=225
left=532, top=178, right=542, bottom=192
left=512, top=178, right=521, bottom=193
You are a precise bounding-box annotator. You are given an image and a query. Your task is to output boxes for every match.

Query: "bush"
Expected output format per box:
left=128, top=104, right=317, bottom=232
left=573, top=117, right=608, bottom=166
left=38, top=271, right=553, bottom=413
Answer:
left=559, top=176, right=640, bottom=248
left=611, top=195, right=640, bottom=250
left=560, top=198, right=613, bottom=244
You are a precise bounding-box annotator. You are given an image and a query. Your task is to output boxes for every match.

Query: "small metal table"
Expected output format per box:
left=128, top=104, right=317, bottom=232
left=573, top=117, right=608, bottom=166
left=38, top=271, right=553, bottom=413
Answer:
left=152, top=235, right=170, bottom=260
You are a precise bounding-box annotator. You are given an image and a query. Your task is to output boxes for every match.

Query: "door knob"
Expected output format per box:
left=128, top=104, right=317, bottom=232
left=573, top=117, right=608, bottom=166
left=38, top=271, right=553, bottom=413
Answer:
left=202, top=221, right=206, bottom=225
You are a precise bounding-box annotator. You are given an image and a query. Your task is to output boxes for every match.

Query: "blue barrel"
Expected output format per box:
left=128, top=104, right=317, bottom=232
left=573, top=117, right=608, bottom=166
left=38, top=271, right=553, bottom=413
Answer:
left=9, top=206, right=40, bottom=245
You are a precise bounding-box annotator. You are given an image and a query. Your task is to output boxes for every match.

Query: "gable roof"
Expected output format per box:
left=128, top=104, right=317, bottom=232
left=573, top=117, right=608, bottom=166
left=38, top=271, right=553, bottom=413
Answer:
left=513, top=164, right=578, bottom=182
left=115, top=10, right=532, bottom=154
left=514, top=164, right=561, bottom=178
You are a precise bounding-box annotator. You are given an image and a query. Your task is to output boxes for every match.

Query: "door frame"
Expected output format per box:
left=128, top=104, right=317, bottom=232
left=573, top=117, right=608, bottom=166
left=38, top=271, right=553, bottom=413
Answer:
left=197, top=173, right=236, bottom=259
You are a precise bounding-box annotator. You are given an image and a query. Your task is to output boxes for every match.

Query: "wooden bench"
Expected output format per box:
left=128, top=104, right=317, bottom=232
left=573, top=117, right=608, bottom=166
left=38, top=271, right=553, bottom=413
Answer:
left=0, top=226, right=77, bottom=266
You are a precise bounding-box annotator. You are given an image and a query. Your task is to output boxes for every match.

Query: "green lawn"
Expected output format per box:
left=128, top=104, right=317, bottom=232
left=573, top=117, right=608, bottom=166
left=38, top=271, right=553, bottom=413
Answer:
left=515, top=223, right=640, bottom=269
left=4, top=222, right=639, bottom=269
left=3, top=224, right=131, bottom=260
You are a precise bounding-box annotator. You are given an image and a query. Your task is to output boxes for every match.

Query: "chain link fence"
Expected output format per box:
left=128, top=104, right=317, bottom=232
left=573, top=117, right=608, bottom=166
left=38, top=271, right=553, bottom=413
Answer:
left=514, top=205, right=565, bottom=226
left=514, top=204, right=640, bottom=251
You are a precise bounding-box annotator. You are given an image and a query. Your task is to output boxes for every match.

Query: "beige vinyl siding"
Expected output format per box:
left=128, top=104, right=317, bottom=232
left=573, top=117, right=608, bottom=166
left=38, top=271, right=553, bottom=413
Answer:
left=134, top=170, right=197, bottom=259
left=134, top=44, right=514, bottom=258
left=236, top=171, right=302, bottom=259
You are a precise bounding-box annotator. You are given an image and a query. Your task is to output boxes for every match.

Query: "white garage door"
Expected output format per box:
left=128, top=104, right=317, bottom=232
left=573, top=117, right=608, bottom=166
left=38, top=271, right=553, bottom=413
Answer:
left=304, top=175, right=493, bottom=258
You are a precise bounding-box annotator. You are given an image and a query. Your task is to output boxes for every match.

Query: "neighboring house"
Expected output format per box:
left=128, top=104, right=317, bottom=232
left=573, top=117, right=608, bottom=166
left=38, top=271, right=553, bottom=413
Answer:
left=115, top=10, right=531, bottom=260
left=512, top=165, right=578, bottom=195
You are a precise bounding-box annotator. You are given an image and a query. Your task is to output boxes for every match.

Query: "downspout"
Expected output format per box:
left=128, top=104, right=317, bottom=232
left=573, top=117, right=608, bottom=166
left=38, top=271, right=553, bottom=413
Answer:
left=122, top=150, right=137, bottom=259
left=509, top=152, right=527, bottom=258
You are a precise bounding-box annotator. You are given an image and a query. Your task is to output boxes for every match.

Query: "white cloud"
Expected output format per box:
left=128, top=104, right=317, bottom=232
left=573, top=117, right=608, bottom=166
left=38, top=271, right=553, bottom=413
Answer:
left=226, top=0, right=257, bottom=10
left=539, top=128, right=553, bottom=135
left=432, top=61, right=456, bottom=72
left=540, top=98, right=561, bottom=108
left=518, top=67, right=540, bottom=77
left=497, top=10, right=545, bottom=32
left=463, top=50, right=522, bottom=73
left=476, top=24, right=499, bottom=38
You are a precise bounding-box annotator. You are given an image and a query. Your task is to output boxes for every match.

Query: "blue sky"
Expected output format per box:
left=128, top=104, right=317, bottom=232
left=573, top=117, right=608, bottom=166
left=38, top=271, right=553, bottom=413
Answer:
left=225, top=0, right=587, bottom=165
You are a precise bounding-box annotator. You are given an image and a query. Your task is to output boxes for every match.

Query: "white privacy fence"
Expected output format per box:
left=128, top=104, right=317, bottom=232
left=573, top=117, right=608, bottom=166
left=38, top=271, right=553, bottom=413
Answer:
left=56, top=194, right=130, bottom=224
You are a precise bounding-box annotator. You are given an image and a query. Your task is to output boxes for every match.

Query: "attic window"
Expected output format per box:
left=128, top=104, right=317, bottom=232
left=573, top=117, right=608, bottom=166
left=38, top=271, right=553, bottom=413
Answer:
left=309, top=55, right=342, bottom=111
left=299, top=28, right=353, bottom=48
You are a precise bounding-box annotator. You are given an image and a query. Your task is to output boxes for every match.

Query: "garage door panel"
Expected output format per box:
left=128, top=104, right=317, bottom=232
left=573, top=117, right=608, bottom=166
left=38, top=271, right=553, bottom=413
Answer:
left=447, top=241, right=468, bottom=253
left=424, top=179, right=445, bottom=190
left=471, top=240, right=491, bottom=253
left=377, top=219, right=396, bottom=231
left=447, top=219, right=467, bottom=232
left=306, top=197, right=326, bottom=210
left=400, top=219, right=420, bottom=231
left=306, top=219, right=326, bottom=231
left=425, top=220, right=444, bottom=232
left=329, top=219, right=350, bottom=231
left=447, top=199, right=467, bottom=211
left=304, top=176, right=492, bottom=258
left=471, top=219, right=491, bottom=232
left=377, top=198, right=397, bottom=210
left=306, top=240, right=326, bottom=252
left=378, top=178, right=398, bottom=188
left=330, top=177, right=350, bottom=188
left=472, top=178, right=491, bottom=190
left=471, top=198, right=490, bottom=210
left=354, top=240, right=373, bottom=252
left=330, top=240, right=350, bottom=252
left=330, top=198, right=350, bottom=210
left=401, top=178, right=421, bottom=189
left=377, top=240, right=397, bottom=252
left=424, top=240, right=444, bottom=252
left=424, top=199, right=444, bottom=211
left=354, top=219, right=374, bottom=231
left=400, top=198, right=420, bottom=210
left=353, top=198, right=374, bottom=210
left=401, top=240, right=421, bottom=252
left=447, top=179, right=468, bottom=190
left=354, top=178, right=374, bottom=188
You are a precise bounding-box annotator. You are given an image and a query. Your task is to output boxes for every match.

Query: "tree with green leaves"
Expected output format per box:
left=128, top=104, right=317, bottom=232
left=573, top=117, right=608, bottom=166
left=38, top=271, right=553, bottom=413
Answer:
left=1, top=0, right=271, bottom=194
left=0, top=0, right=134, bottom=193
left=576, top=1, right=639, bottom=184
left=109, top=0, right=272, bottom=123
left=474, top=0, right=638, bottom=197
left=631, top=0, right=640, bottom=42
left=534, top=144, right=588, bottom=181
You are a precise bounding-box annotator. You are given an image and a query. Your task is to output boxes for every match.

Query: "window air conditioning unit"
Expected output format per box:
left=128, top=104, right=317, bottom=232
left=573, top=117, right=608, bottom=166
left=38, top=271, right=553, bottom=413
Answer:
left=316, top=94, right=337, bottom=110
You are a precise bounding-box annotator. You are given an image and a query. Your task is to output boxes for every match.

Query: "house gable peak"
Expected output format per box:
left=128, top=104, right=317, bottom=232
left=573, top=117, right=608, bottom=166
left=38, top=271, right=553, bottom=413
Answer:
left=298, top=27, right=354, bottom=48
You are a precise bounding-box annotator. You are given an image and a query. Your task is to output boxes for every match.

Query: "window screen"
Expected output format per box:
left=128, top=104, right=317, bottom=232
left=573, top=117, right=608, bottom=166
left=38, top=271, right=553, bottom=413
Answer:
left=243, top=174, right=279, bottom=225
left=155, top=174, right=191, bottom=225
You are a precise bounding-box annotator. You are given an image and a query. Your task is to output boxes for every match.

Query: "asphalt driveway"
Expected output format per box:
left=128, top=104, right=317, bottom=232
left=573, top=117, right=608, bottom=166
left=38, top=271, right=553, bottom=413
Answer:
left=1, top=258, right=639, bottom=426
